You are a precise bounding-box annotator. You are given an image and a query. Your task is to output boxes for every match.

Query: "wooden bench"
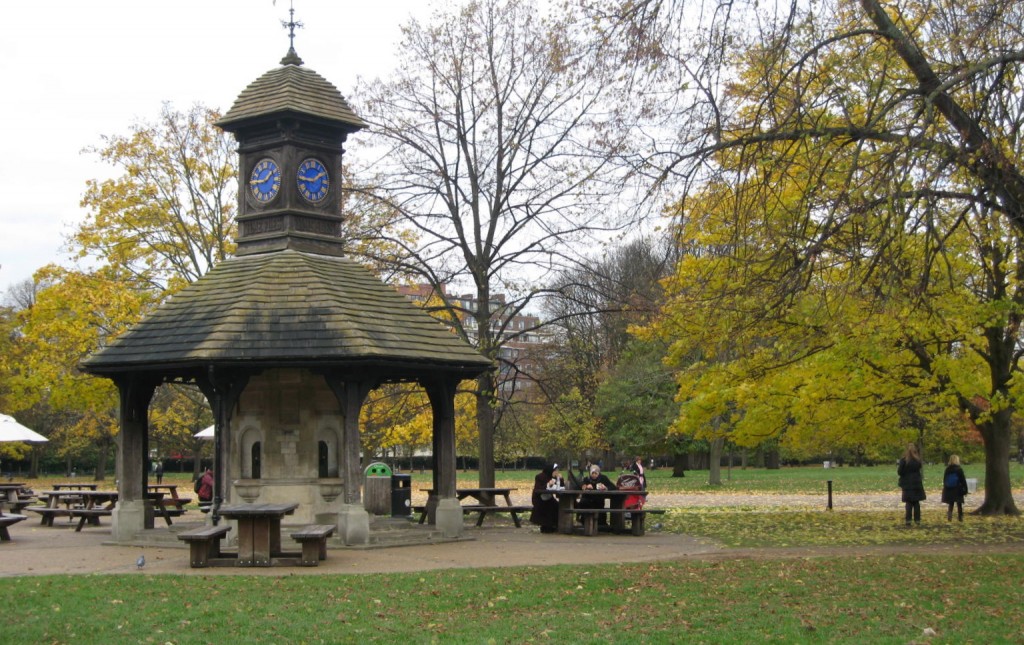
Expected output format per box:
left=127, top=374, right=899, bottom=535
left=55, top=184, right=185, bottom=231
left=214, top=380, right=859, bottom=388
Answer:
left=569, top=508, right=666, bottom=536
left=177, top=524, right=232, bottom=568
left=26, top=507, right=75, bottom=527
left=159, top=496, right=192, bottom=509
left=70, top=508, right=112, bottom=532
left=0, top=513, right=27, bottom=541
left=1, top=499, right=34, bottom=514
left=290, top=524, right=336, bottom=566
left=413, top=504, right=534, bottom=527
left=461, top=505, right=533, bottom=528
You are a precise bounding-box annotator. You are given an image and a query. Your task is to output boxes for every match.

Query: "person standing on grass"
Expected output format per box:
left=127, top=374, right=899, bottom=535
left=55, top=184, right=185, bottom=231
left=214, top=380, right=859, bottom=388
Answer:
left=941, top=455, right=969, bottom=522
left=898, top=443, right=926, bottom=526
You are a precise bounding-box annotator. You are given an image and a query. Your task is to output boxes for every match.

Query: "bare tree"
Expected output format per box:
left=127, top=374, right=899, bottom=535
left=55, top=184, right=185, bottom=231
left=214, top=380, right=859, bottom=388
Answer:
left=350, top=0, right=642, bottom=487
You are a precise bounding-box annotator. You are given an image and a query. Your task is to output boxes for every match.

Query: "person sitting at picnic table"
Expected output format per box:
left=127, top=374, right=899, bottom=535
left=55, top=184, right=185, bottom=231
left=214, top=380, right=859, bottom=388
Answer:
left=530, top=463, right=563, bottom=534
left=629, top=455, right=646, bottom=489
left=196, top=468, right=214, bottom=503
left=577, top=464, right=617, bottom=527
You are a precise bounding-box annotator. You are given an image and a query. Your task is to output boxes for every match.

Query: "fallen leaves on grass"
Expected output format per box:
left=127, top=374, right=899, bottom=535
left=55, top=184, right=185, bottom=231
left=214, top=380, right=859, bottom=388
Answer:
left=660, top=508, right=1024, bottom=548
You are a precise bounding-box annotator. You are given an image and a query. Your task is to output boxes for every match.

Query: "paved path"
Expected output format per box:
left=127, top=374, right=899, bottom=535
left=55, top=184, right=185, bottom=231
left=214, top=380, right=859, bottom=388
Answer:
left=3, top=490, right=1019, bottom=577
left=0, top=521, right=720, bottom=577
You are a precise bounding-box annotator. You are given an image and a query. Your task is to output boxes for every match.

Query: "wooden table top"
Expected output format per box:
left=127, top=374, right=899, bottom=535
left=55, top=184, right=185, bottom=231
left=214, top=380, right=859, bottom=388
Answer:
left=551, top=488, right=648, bottom=496
left=218, top=502, right=299, bottom=517
left=422, top=487, right=515, bottom=494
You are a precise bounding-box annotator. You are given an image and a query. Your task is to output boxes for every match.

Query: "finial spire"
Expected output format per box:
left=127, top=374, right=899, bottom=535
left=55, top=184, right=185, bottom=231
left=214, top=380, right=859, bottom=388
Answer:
left=279, top=0, right=305, bottom=66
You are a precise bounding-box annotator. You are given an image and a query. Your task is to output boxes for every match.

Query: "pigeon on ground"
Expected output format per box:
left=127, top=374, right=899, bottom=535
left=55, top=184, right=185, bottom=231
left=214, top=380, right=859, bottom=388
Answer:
left=136, top=555, right=145, bottom=570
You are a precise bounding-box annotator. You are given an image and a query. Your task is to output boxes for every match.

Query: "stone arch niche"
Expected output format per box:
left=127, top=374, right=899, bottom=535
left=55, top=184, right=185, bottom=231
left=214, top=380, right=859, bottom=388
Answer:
left=225, top=367, right=346, bottom=524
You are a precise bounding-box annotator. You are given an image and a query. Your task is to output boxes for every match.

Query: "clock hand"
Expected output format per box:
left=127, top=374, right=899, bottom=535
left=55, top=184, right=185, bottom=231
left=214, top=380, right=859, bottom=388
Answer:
left=300, top=171, right=327, bottom=183
left=249, top=169, right=276, bottom=186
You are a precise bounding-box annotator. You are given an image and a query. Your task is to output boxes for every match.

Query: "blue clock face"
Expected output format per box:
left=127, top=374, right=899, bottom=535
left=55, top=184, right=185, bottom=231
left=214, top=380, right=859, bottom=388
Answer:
left=296, top=158, right=330, bottom=203
left=249, top=158, right=281, bottom=203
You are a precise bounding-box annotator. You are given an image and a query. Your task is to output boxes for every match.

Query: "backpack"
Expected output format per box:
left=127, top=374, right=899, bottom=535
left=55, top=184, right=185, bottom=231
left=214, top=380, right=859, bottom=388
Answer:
left=944, top=472, right=959, bottom=489
left=615, top=473, right=645, bottom=510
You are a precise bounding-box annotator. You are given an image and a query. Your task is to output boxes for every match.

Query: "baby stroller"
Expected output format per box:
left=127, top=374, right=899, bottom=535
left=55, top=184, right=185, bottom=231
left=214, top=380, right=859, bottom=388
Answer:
left=615, top=473, right=645, bottom=511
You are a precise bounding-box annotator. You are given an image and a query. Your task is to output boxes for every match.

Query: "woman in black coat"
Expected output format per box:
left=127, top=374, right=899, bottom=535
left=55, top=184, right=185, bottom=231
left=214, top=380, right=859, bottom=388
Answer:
left=530, top=464, right=562, bottom=533
left=577, top=464, right=617, bottom=527
left=897, top=443, right=926, bottom=526
left=941, top=454, right=969, bottom=522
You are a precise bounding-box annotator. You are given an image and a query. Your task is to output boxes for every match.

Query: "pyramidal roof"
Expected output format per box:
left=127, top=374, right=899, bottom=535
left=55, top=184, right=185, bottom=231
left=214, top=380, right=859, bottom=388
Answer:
left=216, top=48, right=367, bottom=132
left=81, top=250, right=491, bottom=376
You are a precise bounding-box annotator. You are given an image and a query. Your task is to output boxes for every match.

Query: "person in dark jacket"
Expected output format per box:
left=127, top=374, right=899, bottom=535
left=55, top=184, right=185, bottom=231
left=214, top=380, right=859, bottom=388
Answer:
left=941, top=454, right=969, bottom=522
left=628, top=456, right=647, bottom=489
left=577, top=464, right=617, bottom=527
left=897, top=443, right=926, bottom=526
left=530, top=464, right=563, bottom=533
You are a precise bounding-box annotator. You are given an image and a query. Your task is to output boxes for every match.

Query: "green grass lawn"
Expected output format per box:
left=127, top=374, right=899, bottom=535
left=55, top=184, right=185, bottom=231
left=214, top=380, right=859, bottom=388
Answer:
left=8, top=463, right=1024, bottom=642
left=4, top=554, right=1022, bottom=643
left=33, top=460, right=1021, bottom=497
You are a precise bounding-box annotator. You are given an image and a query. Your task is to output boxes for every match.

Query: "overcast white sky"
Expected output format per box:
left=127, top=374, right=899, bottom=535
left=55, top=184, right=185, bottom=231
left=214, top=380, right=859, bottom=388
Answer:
left=0, top=0, right=452, bottom=293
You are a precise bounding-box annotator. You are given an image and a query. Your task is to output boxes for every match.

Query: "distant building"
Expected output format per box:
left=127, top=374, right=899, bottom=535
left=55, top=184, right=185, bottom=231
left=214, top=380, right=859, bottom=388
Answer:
left=395, top=284, right=547, bottom=395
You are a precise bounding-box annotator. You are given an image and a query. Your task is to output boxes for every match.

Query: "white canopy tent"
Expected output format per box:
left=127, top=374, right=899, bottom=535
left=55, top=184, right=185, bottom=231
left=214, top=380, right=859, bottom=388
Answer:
left=194, top=425, right=215, bottom=440
left=0, top=414, right=48, bottom=443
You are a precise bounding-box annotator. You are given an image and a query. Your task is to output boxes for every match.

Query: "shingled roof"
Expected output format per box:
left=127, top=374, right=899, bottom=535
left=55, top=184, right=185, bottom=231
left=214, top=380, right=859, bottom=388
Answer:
left=216, top=50, right=367, bottom=131
left=80, top=250, right=492, bottom=378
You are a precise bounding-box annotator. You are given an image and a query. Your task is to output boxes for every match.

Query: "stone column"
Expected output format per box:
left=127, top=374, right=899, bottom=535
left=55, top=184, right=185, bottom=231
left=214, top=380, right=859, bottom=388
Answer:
left=425, top=376, right=462, bottom=538
left=111, top=375, right=157, bottom=543
left=326, top=376, right=371, bottom=545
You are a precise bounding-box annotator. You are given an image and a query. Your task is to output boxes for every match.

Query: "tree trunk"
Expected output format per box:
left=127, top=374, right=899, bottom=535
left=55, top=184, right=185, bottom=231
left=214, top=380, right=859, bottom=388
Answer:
left=475, top=373, right=496, bottom=489
left=29, top=448, right=39, bottom=478
left=671, top=451, right=687, bottom=477
left=976, top=413, right=1021, bottom=515
left=94, top=440, right=109, bottom=481
left=708, top=437, right=724, bottom=486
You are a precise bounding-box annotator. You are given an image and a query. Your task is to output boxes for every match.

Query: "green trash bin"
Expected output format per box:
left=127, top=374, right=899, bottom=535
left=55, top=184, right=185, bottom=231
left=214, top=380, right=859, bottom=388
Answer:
left=363, top=462, right=393, bottom=515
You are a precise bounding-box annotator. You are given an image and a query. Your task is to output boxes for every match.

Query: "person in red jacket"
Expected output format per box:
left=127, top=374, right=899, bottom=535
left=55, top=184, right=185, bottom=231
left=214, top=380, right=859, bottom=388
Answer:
left=196, top=468, right=214, bottom=503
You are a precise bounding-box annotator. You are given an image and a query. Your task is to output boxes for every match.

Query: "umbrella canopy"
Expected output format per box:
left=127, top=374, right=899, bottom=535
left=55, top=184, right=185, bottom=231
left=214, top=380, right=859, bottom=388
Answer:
left=0, top=414, right=48, bottom=443
left=195, top=425, right=215, bottom=440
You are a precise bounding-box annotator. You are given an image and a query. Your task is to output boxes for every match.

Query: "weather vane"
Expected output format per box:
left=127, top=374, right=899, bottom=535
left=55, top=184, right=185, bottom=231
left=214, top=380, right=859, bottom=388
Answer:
left=281, top=0, right=303, bottom=52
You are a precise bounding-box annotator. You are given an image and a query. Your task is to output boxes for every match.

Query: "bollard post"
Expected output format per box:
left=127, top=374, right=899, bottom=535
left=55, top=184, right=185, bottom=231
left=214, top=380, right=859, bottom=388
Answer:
left=826, top=480, right=833, bottom=510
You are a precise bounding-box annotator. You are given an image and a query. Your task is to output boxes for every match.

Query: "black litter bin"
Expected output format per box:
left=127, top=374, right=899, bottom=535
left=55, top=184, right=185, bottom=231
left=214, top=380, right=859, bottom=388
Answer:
left=391, top=473, right=412, bottom=517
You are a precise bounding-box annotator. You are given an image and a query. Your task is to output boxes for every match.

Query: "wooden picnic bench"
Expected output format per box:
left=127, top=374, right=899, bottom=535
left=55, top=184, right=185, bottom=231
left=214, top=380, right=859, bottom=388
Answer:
left=0, top=513, right=27, bottom=541
left=177, top=524, right=232, bottom=568
left=70, top=508, right=112, bottom=532
left=412, top=503, right=534, bottom=527
left=568, top=508, right=666, bottom=536
left=26, top=506, right=75, bottom=527
left=1, top=498, right=34, bottom=514
left=461, top=504, right=534, bottom=527
left=417, top=488, right=532, bottom=527
left=290, top=524, right=336, bottom=566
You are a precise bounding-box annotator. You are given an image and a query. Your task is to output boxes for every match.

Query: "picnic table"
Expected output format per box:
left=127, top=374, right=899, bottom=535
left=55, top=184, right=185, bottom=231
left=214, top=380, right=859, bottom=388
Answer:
left=0, top=513, right=27, bottom=541
left=0, top=484, right=34, bottom=513
left=28, top=490, right=118, bottom=530
left=218, top=502, right=299, bottom=566
left=417, top=488, right=532, bottom=527
left=52, top=483, right=99, bottom=491
left=28, top=490, right=171, bottom=530
left=552, top=489, right=655, bottom=536
left=147, top=484, right=192, bottom=513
